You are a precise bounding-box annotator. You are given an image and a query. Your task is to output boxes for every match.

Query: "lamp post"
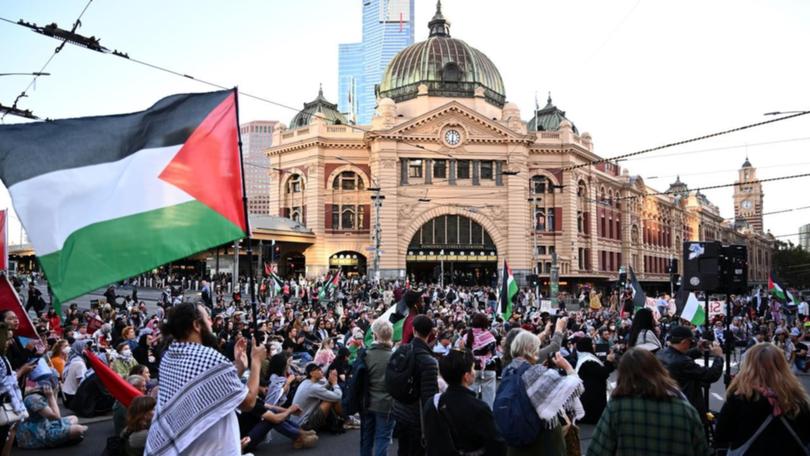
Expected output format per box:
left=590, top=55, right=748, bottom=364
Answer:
left=336, top=156, right=382, bottom=282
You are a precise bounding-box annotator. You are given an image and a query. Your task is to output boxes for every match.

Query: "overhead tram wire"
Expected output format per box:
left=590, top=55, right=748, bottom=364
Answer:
left=615, top=172, right=810, bottom=201
left=647, top=158, right=810, bottom=180
left=622, top=136, right=810, bottom=164
left=562, top=110, right=810, bottom=172
left=1, top=0, right=94, bottom=121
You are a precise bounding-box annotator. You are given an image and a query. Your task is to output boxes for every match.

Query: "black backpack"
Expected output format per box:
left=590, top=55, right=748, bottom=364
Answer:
left=342, top=348, right=369, bottom=415
left=385, top=343, right=419, bottom=403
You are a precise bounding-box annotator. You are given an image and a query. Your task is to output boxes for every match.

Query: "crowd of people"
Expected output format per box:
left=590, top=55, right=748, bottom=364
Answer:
left=0, top=273, right=808, bottom=455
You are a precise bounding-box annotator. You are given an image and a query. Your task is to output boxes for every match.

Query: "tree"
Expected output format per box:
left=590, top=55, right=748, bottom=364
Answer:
left=772, top=240, right=810, bottom=289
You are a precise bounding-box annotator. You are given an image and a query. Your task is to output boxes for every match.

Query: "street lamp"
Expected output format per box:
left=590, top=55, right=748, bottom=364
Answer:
left=335, top=156, right=382, bottom=282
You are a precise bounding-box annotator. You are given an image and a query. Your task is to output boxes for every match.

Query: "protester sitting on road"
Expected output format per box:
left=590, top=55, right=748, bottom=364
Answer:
left=423, top=349, right=506, bottom=456
left=61, top=339, right=91, bottom=408
left=0, top=322, right=33, bottom=455
left=113, top=375, right=147, bottom=436
left=628, top=308, right=662, bottom=351
left=574, top=336, right=616, bottom=424
left=121, top=393, right=155, bottom=456
left=657, top=325, right=723, bottom=424
left=586, top=347, right=709, bottom=456
left=360, top=318, right=396, bottom=456
left=110, top=341, right=138, bottom=378
left=241, top=353, right=317, bottom=452
left=16, top=381, right=87, bottom=449
left=313, top=337, right=336, bottom=369
left=291, top=363, right=344, bottom=433
left=145, top=303, right=266, bottom=455
left=49, top=339, right=69, bottom=379
left=499, top=330, right=581, bottom=456
left=1, top=309, right=42, bottom=370
left=715, top=343, right=810, bottom=454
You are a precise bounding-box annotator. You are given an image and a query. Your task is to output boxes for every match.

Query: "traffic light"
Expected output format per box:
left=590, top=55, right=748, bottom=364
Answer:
left=618, top=269, right=627, bottom=289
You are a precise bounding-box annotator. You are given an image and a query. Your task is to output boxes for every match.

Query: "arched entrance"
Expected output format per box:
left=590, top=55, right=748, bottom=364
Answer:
left=329, top=251, right=367, bottom=278
left=406, top=214, right=497, bottom=286
left=280, top=252, right=306, bottom=279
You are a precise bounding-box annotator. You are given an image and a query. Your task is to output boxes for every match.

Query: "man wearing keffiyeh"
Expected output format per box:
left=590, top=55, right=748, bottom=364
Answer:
left=145, top=303, right=266, bottom=456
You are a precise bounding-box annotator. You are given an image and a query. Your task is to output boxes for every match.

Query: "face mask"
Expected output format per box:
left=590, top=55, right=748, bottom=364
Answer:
left=62, top=347, right=71, bottom=355
left=122, top=349, right=132, bottom=358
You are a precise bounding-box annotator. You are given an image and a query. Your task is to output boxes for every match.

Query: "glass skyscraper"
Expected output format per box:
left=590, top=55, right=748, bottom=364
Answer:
left=338, top=0, right=414, bottom=125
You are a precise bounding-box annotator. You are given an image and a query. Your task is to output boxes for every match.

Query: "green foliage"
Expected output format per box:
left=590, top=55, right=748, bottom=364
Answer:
left=772, top=240, right=810, bottom=289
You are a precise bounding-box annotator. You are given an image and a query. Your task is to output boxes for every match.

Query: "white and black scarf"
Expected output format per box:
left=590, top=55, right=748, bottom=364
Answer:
left=517, top=359, right=585, bottom=428
left=145, top=342, right=246, bottom=456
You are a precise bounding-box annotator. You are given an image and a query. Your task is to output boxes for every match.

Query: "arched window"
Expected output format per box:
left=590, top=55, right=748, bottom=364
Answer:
left=332, top=171, right=365, bottom=191
left=531, top=176, right=548, bottom=194
left=442, top=62, right=462, bottom=82
left=341, top=207, right=355, bottom=230
left=535, top=209, right=546, bottom=231
left=290, top=208, right=302, bottom=224
left=577, top=180, right=587, bottom=199
left=286, top=174, right=304, bottom=193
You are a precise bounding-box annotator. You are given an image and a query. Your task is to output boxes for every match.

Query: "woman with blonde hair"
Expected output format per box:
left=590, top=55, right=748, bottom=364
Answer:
left=715, top=343, right=810, bottom=454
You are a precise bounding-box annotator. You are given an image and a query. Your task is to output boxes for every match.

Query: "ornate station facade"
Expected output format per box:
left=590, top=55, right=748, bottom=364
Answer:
left=265, top=3, right=773, bottom=290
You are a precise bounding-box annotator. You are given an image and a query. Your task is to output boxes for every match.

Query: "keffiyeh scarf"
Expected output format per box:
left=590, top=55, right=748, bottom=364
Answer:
left=574, top=352, right=604, bottom=373
left=264, top=374, right=287, bottom=407
left=520, top=360, right=585, bottom=428
left=145, top=342, right=246, bottom=456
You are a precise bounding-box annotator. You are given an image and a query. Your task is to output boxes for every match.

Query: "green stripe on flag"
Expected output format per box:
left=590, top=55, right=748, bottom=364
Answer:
left=39, top=200, right=244, bottom=305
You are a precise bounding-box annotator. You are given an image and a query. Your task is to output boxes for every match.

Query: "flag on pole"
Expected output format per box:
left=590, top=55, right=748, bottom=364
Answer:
left=500, top=260, right=518, bottom=321
left=676, top=291, right=705, bottom=326
left=628, top=266, right=647, bottom=309
left=85, top=349, right=143, bottom=408
left=364, top=301, right=408, bottom=346
left=0, top=90, right=248, bottom=311
left=0, top=275, right=37, bottom=338
left=268, top=271, right=283, bottom=293
left=769, top=274, right=788, bottom=302
left=318, top=271, right=340, bottom=301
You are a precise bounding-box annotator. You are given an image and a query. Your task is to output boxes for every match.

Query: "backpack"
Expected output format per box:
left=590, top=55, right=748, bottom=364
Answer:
left=385, top=343, right=420, bottom=403
left=342, top=348, right=368, bottom=415
left=493, top=362, right=542, bottom=447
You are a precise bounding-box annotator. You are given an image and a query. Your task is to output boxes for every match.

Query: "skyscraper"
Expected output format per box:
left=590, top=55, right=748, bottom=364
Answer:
left=338, top=0, right=414, bottom=125
left=240, top=120, right=278, bottom=215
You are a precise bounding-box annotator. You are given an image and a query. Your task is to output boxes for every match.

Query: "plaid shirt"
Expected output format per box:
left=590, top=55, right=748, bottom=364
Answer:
left=586, top=396, right=709, bottom=456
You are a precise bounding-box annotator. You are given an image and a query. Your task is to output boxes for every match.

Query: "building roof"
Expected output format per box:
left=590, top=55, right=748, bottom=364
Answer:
left=377, top=1, right=506, bottom=107
left=667, top=175, right=689, bottom=197
left=527, top=94, right=578, bottom=134
left=742, top=156, right=752, bottom=168
left=289, top=86, right=348, bottom=128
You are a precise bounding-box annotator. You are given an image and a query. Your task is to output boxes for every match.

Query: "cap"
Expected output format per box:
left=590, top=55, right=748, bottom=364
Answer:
left=669, top=326, right=694, bottom=342
left=305, top=363, right=322, bottom=377
left=775, top=327, right=786, bottom=335
left=790, top=328, right=801, bottom=337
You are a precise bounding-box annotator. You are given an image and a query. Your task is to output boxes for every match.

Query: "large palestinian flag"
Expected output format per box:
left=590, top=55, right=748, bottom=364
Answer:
left=0, top=90, right=247, bottom=307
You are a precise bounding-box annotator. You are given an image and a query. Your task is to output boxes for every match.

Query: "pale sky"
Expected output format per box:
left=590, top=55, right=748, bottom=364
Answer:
left=2, top=0, right=809, bottom=245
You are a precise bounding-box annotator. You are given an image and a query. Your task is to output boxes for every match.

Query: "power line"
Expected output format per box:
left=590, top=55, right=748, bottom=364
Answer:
left=623, top=136, right=810, bottom=164
left=563, top=111, right=810, bottom=171
left=617, top=172, right=810, bottom=201
left=1, top=0, right=94, bottom=121
left=647, top=157, right=810, bottom=181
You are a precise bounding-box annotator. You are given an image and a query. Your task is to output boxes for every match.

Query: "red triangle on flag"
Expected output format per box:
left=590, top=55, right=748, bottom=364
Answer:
left=159, top=92, right=247, bottom=232
left=0, top=275, right=38, bottom=339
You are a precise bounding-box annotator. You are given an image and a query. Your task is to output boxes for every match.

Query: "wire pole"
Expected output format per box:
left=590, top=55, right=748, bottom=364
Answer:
left=372, top=189, right=384, bottom=282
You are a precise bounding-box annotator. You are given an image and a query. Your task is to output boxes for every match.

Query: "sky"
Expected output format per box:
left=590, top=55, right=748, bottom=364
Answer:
left=1, top=0, right=810, bottom=246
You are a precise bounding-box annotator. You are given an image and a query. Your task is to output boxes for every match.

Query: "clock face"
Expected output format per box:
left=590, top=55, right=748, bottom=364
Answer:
left=741, top=200, right=753, bottom=209
left=444, top=129, right=461, bottom=146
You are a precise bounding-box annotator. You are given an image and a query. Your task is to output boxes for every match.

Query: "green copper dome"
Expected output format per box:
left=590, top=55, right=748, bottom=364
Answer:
left=290, top=86, right=348, bottom=128
left=527, top=94, right=578, bottom=134
left=377, top=1, right=506, bottom=107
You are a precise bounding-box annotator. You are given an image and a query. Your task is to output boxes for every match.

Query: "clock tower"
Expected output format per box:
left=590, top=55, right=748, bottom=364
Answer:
left=733, top=157, right=764, bottom=233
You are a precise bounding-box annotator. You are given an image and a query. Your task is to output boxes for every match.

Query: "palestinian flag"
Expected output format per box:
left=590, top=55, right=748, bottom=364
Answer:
left=318, top=270, right=340, bottom=301
left=629, top=266, right=647, bottom=309
left=676, top=290, right=705, bottom=326
left=0, top=90, right=247, bottom=309
left=268, top=271, right=283, bottom=293
left=769, top=275, right=788, bottom=302
left=364, top=301, right=407, bottom=346
left=500, top=260, right=518, bottom=321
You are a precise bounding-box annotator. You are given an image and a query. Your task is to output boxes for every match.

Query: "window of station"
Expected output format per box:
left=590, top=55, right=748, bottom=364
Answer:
left=480, top=161, right=494, bottom=180
left=409, top=160, right=423, bottom=178
left=332, top=171, right=364, bottom=191
left=434, top=160, right=447, bottom=179
left=286, top=174, right=304, bottom=193
left=457, top=160, right=471, bottom=179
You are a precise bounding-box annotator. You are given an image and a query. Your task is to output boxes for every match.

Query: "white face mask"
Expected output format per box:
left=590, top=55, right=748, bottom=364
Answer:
left=121, top=349, right=132, bottom=358
left=62, top=347, right=71, bottom=355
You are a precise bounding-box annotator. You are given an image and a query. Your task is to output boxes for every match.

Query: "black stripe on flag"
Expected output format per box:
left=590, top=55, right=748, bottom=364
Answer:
left=0, top=90, right=231, bottom=187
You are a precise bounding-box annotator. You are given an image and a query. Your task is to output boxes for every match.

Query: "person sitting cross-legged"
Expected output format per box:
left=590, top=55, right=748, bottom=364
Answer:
left=290, top=363, right=344, bottom=433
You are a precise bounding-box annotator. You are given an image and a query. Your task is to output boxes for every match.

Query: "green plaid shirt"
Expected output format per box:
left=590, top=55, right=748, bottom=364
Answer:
left=586, top=396, right=709, bottom=456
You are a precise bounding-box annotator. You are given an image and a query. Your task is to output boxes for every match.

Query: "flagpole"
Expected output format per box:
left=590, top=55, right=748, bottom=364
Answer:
left=233, top=87, right=259, bottom=342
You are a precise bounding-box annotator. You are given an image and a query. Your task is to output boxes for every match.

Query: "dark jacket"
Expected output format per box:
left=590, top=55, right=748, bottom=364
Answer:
left=392, top=337, right=439, bottom=426
left=423, top=384, right=506, bottom=456
left=577, top=356, right=615, bottom=424
left=657, top=346, right=723, bottom=418
left=715, top=394, right=810, bottom=454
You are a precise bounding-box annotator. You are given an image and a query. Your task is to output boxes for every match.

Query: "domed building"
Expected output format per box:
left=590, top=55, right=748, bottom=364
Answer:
left=264, top=1, right=773, bottom=290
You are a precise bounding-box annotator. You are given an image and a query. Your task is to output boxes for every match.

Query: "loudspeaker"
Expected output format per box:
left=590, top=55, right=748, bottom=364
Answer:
left=682, top=241, right=721, bottom=291
left=719, top=244, right=748, bottom=294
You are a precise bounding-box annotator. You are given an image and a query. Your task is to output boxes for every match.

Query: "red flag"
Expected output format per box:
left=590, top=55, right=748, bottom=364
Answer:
left=264, top=262, right=272, bottom=276
left=84, top=349, right=143, bottom=407
left=0, top=275, right=37, bottom=338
